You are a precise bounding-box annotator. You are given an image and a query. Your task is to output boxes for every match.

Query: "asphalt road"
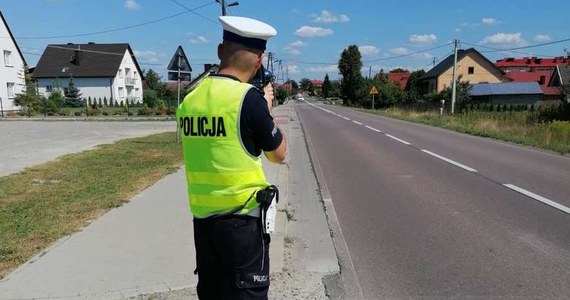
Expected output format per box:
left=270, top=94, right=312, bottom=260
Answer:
left=297, top=98, right=570, bottom=298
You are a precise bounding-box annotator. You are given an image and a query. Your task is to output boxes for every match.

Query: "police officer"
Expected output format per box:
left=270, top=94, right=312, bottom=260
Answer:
left=177, top=16, right=286, bottom=299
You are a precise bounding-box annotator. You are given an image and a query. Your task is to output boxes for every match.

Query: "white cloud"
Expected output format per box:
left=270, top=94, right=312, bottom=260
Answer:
left=358, top=45, right=379, bottom=56
left=287, top=65, right=300, bottom=74
left=284, top=40, right=307, bottom=55
left=534, top=34, right=551, bottom=42
left=312, top=10, right=350, bottom=23
left=390, top=47, right=409, bottom=55
left=305, top=65, right=338, bottom=73
left=482, top=17, right=498, bottom=25
left=409, top=34, right=437, bottom=44
left=125, top=0, right=140, bottom=10
left=190, top=36, right=209, bottom=44
left=481, top=32, right=526, bottom=45
left=295, top=26, right=333, bottom=38
left=134, top=50, right=163, bottom=63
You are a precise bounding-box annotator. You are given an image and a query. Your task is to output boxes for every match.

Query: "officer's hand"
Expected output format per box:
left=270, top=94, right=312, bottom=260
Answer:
left=263, top=84, right=274, bottom=112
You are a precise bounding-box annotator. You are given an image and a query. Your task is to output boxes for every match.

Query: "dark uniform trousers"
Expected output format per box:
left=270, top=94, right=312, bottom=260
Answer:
left=193, top=215, right=271, bottom=299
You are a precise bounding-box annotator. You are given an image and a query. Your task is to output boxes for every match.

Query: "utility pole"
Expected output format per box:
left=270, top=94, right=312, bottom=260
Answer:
left=451, top=39, right=459, bottom=114
left=369, top=66, right=372, bottom=79
left=217, top=0, right=239, bottom=16
left=266, top=52, right=274, bottom=75
left=176, top=52, right=182, bottom=143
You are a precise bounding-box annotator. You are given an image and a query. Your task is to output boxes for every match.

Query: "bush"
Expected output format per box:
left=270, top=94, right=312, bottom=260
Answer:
left=537, top=102, right=570, bottom=122
left=74, top=111, right=82, bottom=117
left=137, top=104, right=154, bottom=116
left=143, top=90, right=159, bottom=108
left=102, top=111, right=109, bottom=116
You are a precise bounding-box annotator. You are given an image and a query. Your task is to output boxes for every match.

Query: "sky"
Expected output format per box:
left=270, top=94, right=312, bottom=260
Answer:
left=1, top=0, right=570, bottom=82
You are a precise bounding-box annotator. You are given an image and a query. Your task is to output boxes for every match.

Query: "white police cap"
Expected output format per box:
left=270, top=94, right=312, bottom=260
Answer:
left=219, top=16, right=277, bottom=51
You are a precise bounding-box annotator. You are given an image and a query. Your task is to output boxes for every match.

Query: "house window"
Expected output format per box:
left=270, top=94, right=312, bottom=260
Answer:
left=118, top=69, right=123, bottom=78
left=7, top=82, right=15, bottom=98
left=468, top=67, right=475, bottom=75
left=46, top=85, right=53, bottom=92
left=118, top=87, right=125, bottom=98
left=3, top=50, right=12, bottom=66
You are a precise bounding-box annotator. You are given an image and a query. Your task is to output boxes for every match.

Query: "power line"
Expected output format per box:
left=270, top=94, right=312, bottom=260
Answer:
left=462, top=37, right=570, bottom=53
left=363, top=43, right=453, bottom=63
left=462, top=42, right=562, bottom=58
left=169, top=0, right=218, bottom=24
left=15, top=1, right=216, bottom=40
left=283, top=42, right=453, bottom=66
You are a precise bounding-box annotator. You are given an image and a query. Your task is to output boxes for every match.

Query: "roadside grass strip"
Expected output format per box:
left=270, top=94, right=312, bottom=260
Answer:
left=0, top=132, right=183, bottom=279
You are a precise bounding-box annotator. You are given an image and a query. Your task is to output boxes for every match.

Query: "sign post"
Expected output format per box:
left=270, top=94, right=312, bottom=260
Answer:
left=167, top=46, right=192, bottom=143
left=369, top=85, right=379, bottom=110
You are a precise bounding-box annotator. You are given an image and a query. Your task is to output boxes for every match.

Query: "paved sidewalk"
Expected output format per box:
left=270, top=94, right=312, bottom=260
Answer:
left=0, top=102, right=293, bottom=300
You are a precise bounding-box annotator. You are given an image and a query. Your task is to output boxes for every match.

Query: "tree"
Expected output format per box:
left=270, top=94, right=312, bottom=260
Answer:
left=275, top=86, right=287, bottom=104
left=389, top=68, right=409, bottom=73
left=339, top=45, right=365, bottom=106
left=63, top=77, right=84, bottom=107
left=299, top=78, right=312, bottom=91
left=322, top=74, right=332, bottom=99
left=286, top=80, right=299, bottom=93
left=145, top=69, right=162, bottom=90
left=404, top=69, right=427, bottom=103
left=143, top=89, right=159, bottom=108
left=13, top=67, right=41, bottom=116
left=438, top=76, right=472, bottom=112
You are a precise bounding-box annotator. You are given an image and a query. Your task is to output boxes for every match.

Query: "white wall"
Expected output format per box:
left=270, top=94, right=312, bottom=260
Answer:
left=37, top=77, right=114, bottom=104
left=0, top=19, right=26, bottom=112
left=112, top=50, right=143, bottom=104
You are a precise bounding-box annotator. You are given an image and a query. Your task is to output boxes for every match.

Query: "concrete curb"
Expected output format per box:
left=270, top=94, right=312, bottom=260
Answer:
left=268, top=100, right=293, bottom=274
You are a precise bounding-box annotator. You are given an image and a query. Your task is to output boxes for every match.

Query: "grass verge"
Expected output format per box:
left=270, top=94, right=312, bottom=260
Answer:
left=355, top=108, right=570, bottom=154
left=0, top=132, right=183, bottom=279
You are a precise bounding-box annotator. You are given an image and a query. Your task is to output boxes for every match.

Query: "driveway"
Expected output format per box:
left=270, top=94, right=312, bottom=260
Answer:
left=0, top=121, right=176, bottom=177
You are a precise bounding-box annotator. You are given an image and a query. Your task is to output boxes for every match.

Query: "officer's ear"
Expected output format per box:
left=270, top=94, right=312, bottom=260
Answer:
left=217, top=43, right=224, bottom=60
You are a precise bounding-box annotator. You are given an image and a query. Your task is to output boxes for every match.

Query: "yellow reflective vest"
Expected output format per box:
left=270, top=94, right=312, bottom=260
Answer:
left=176, top=76, right=270, bottom=218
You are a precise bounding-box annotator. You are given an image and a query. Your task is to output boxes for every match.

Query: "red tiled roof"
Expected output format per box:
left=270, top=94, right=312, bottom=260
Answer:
left=388, top=72, right=410, bottom=89
left=496, top=56, right=568, bottom=68
left=503, top=71, right=552, bottom=87
left=311, top=80, right=324, bottom=86
left=541, top=86, right=562, bottom=96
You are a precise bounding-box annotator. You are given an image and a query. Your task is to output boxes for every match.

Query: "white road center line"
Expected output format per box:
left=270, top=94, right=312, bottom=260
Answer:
left=352, top=121, right=363, bottom=125
left=421, top=149, right=478, bottom=173
left=503, top=184, right=570, bottom=215
left=343, top=117, right=351, bottom=121
left=385, top=134, right=412, bottom=146
left=365, top=125, right=382, bottom=133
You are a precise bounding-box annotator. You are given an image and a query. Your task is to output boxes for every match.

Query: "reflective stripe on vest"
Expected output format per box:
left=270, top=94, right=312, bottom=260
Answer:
left=176, top=76, right=269, bottom=218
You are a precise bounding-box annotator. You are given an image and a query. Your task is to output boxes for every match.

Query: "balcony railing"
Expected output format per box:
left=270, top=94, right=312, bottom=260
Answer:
left=125, top=77, right=136, bottom=86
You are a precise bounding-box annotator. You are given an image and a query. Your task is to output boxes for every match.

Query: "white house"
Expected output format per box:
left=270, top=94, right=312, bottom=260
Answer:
left=32, top=43, right=144, bottom=105
left=0, top=10, right=27, bottom=113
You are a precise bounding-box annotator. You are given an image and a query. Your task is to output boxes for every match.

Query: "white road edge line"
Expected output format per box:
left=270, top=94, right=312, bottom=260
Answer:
left=421, top=149, right=478, bottom=173
left=352, top=121, right=363, bottom=125
left=343, top=117, right=350, bottom=121
left=504, top=184, right=570, bottom=215
left=365, top=125, right=382, bottom=133
left=385, top=134, right=411, bottom=146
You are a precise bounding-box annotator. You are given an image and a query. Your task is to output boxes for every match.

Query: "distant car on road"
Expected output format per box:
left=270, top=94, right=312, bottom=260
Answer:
left=298, top=96, right=305, bottom=101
